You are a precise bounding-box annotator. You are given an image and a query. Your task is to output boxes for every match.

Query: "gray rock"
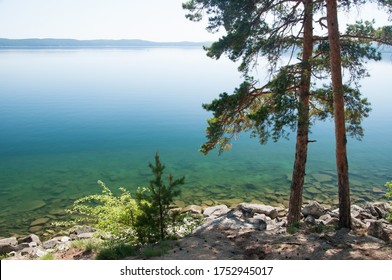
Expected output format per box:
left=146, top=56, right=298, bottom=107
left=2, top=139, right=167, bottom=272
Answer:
left=0, top=244, right=17, bottom=254
left=351, top=205, right=364, bottom=218
left=302, top=201, right=324, bottom=218
left=77, top=232, right=95, bottom=239
left=203, top=205, right=230, bottom=217
left=0, top=237, right=18, bottom=246
left=372, top=202, right=391, bottom=212
left=304, top=215, right=316, bottom=225
left=356, top=210, right=376, bottom=220
left=351, top=217, right=366, bottom=229
left=364, top=203, right=378, bottom=217
left=238, top=203, right=278, bottom=219
left=374, top=206, right=388, bottom=219
left=60, top=236, right=70, bottom=243
left=18, top=234, right=41, bottom=245
left=246, top=218, right=267, bottom=231
left=42, top=238, right=60, bottom=249
left=367, top=221, right=390, bottom=241
left=319, top=214, right=332, bottom=222
left=226, top=209, right=243, bottom=219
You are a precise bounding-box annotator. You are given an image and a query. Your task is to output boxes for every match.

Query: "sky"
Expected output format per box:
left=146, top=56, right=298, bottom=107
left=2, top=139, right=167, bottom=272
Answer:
left=0, top=0, right=390, bottom=42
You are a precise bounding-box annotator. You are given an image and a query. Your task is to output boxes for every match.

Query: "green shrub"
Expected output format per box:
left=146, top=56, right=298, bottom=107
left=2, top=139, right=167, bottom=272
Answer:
left=40, top=253, right=55, bottom=260
left=386, top=181, right=392, bottom=221
left=66, top=180, right=141, bottom=242
left=96, top=243, right=138, bottom=260
left=141, top=240, right=172, bottom=259
left=135, top=152, right=185, bottom=243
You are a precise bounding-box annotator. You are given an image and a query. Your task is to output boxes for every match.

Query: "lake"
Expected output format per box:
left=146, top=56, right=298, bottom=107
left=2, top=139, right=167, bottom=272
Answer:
left=0, top=48, right=391, bottom=237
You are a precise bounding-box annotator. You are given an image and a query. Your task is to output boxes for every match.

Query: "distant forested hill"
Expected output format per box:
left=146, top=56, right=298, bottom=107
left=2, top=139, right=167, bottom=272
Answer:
left=0, top=38, right=210, bottom=48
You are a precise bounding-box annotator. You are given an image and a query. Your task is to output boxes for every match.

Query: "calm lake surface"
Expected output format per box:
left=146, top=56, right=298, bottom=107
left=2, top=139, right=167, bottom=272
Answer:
left=0, top=48, right=391, bottom=237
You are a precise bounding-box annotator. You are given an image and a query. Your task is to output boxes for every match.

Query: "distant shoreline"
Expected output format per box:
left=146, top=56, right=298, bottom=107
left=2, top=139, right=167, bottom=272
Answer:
left=0, top=38, right=210, bottom=49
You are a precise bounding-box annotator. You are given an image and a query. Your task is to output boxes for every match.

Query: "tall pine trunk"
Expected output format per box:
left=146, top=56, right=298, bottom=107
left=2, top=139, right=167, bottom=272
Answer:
left=326, top=0, right=351, bottom=229
left=287, top=0, right=313, bottom=225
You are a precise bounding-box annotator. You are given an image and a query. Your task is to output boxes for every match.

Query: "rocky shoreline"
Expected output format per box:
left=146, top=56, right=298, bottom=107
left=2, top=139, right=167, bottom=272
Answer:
left=1, top=201, right=391, bottom=260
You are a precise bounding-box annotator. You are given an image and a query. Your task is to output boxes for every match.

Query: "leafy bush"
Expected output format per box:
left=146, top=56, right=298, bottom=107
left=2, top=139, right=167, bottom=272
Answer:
left=135, top=152, right=185, bottom=243
left=66, top=180, right=141, bottom=242
left=386, top=181, right=392, bottom=221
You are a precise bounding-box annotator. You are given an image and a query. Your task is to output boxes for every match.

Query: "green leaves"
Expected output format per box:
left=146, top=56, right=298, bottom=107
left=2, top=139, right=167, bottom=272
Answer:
left=67, top=180, right=141, bottom=242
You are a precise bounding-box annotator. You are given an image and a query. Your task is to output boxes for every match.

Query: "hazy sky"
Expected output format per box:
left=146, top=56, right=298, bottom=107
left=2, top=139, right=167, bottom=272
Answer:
left=0, top=0, right=390, bottom=41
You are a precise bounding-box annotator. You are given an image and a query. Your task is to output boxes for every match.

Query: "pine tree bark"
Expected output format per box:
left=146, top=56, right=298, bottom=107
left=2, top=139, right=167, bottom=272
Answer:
left=287, top=0, right=313, bottom=226
left=326, top=0, right=352, bottom=229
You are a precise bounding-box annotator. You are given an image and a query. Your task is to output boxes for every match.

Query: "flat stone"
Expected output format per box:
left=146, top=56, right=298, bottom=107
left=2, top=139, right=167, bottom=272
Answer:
left=48, top=209, right=67, bottom=216
left=77, top=232, right=94, bottom=239
left=29, top=226, right=43, bottom=233
left=307, top=187, right=319, bottom=194
left=203, top=205, right=230, bottom=217
left=181, top=205, right=202, bottom=214
left=30, top=217, right=50, bottom=227
left=0, top=237, right=18, bottom=246
left=20, top=200, right=46, bottom=212
left=372, top=187, right=384, bottom=194
left=312, top=173, right=333, bottom=182
left=238, top=203, right=278, bottom=219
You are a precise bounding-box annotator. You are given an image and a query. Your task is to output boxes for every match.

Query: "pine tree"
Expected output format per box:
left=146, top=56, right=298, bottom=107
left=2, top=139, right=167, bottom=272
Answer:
left=135, top=153, right=184, bottom=242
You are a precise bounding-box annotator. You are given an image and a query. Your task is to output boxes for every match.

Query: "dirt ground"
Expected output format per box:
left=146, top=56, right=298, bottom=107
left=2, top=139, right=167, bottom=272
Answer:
left=151, top=227, right=392, bottom=260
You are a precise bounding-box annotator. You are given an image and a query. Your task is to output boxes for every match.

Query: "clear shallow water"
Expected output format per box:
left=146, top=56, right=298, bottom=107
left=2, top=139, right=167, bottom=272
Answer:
left=0, top=48, right=391, bottom=237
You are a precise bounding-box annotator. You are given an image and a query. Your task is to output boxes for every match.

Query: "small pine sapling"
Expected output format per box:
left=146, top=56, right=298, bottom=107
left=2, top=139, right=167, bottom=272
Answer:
left=136, top=152, right=185, bottom=243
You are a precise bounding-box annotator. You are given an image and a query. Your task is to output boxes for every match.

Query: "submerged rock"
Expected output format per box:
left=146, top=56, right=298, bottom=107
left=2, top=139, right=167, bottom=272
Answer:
left=30, top=218, right=50, bottom=227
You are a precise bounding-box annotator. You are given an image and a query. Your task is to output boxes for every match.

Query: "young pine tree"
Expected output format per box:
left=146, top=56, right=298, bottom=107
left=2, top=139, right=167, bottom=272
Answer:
left=135, top=153, right=185, bottom=243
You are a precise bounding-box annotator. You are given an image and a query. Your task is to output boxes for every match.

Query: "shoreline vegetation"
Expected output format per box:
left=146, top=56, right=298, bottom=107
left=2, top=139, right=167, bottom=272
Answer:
left=1, top=200, right=391, bottom=260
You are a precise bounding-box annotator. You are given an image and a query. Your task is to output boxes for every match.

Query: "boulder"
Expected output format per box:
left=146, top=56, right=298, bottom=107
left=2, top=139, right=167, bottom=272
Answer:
left=42, top=238, right=60, bottom=249
left=304, top=215, right=316, bottom=225
left=0, top=237, right=18, bottom=246
left=351, top=217, right=366, bottom=229
left=245, top=218, right=267, bottom=231
left=18, top=234, right=41, bottom=245
left=372, top=202, right=391, bottom=212
left=302, top=201, right=324, bottom=218
left=0, top=244, right=16, bottom=254
left=367, top=221, right=390, bottom=242
left=203, top=205, right=230, bottom=217
left=363, top=203, right=378, bottom=217
left=238, top=203, right=278, bottom=219
left=351, top=205, right=364, bottom=218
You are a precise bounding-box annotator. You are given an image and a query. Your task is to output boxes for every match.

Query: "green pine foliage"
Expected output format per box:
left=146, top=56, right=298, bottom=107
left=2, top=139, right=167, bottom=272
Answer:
left=386, top=181, right=392, bottom=221
left=135, top=152, right=185, bottom=243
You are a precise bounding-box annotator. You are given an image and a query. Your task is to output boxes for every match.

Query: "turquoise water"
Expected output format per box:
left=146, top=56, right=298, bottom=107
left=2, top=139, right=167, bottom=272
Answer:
left=0, top=48, right=391, bottom=237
